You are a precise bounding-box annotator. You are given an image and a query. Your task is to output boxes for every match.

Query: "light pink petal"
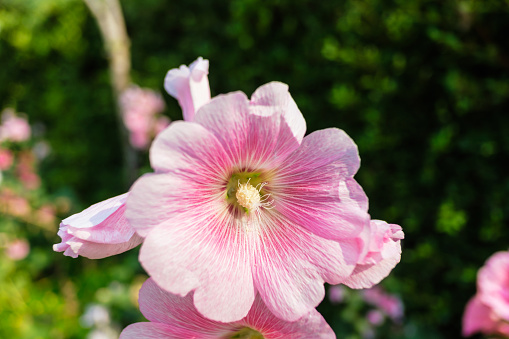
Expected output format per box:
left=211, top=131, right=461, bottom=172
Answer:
left=149, top=121, right=231, bottom=175
left=477, top=251, right=509, bottom=319
left=343, top=220, right=403, bottom=289
left=60, top=233, right=143, bottom=260
left=462, top=295, right=498, bottom=336
left=139, top=211, right=255, bottom=322
left=252, top=217, right=358, bottom=321
left=342, top=251, right=401, bottom=289
left=241, top=295, right=335, bottom=339
left=61, top=193, right=133, bottom=243
left=54, top=193, right=143, bottom=259
left=137, top=278, right=230, bottom=337
left=124, top=278, right=334, bottom=338
left=126, top=170, right=224, bottom=237
left=273, top=129, right=368, bottom=240
left=194, top=90, right=299, bottom=169
left=120, top=322, right=206, bottom=339
left=164, top=57, right=211, bottom=122
left=250, top=82, right=306, bottom=159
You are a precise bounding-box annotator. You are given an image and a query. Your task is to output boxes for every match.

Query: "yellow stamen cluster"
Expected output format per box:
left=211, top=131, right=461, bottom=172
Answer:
left=236, top=182, right=261, bottom=211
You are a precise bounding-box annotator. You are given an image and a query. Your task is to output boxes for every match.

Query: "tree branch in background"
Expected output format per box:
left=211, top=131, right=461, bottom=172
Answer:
left=83, top=0, right=138, bottom=186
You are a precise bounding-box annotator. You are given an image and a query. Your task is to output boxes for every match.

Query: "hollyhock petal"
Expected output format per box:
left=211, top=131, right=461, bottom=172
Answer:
left=242, top=294, right=335, bottom=339
left=250, top=81, right=306, bottom=159
left=139, top=213, right=255, bottom=322
left=126, top=170, right=226, bottom=237
left=61, top=193, right=132, bottom=243
left=54, top=193, right=143, bottom=259
left=149, top=121, right=230, bottom=175
left=137, top=278, right=230, bottom=336
left=274, top=128, right=368, bottom=240
left=194, top=91, right=288, bottom=169
left=251, top=82, right=306, bottom=142
left=463, top=295, right=498, bottom=336
left=343, top=220, right=404, bottom=289
left=477, top=251, right=509, bottom=319
left=253, top=220, right=358, bottom=321
left=164, top=57, right=211, bottom=122
left=61, top=233, right=144, bottom=260
left=121, top=278, right=334, bottom=339
left=120, top=323, right=203, bottom=339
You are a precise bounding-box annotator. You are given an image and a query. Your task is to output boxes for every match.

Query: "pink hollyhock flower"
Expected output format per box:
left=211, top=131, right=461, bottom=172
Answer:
left=120, top=85, right=168, bottom=150
left=0, top=191, right=30, bottom=217
left=53, top=193, right=143, bottom=259
left=362, top=287, right=404, bottom=322
left=343, top=220, right=404, bottom=289
left=5, top=239, right=30, bottom=260
left=0, top=109, right=31, bottom=142
left=154, top=116, right=171, bottom=135
left=366, top=310, right=384, bottom=326
left=0, top=148, right=13, bottom=170
left=126, top=81, right=373, bottom=322
left=164, top=57, right=210, bottom=122
left=328, top=285, right=345, bottom=304
left=463, top=250, right=509, bottom=337
left=37, top=204, right=56, bottom=225
left=130, top=130, right=151, bottom=150
left=120, top=278, right=335, bottom=339
left=463, top=295, right=509, bottom=337
left=16, top=151, right=41, bottom=190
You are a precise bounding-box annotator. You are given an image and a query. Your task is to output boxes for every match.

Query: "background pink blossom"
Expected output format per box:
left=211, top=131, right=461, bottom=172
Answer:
left=0, top=109, right=31, bottom=142
left=463, top=250, right=509, bottom=337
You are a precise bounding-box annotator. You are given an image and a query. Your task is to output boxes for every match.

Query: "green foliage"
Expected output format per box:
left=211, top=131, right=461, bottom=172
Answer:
left=2, top=0, right=509, bottom=337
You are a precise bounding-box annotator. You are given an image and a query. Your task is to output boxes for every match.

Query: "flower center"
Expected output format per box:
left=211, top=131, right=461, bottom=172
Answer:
left=225, top=171, right=273, bottom=214
left=228, top=327, right=264, bottom=339
left=236, top=181, right=261, bottom=211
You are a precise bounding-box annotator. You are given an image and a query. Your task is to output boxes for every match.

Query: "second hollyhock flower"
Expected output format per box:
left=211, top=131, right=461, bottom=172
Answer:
left=120, top=278, right=335, bottom=339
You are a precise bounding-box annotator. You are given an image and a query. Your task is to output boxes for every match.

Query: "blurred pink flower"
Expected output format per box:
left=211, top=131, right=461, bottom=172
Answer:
left=37, top=204, right=56, bottom=225
left=16, top=151, right=41, bottom=190
left=6, top=239, right=30, bottom=260
left=366, top=310, right=385, bottom=326
left=0, top=190, right=30, bottom=217
left=0, top=109, right=31, bottom=142
left=120, top=85, right=168, bottom=150
left=0, top=148, right=13, bottom=170
left=126, top=81, right=372, bottom=322
left=463, top=250, right=509, bottom=337
left=19, top=171, right=41, bottom=190
left=328, top=285, right=345, bottom=304
left=129, top=131, right=150, bottom=150
left=54, top=193, right=143, bottom=259
left=164, top=57, right=211, bottom=122
left=120, top=278, right=335, bottom=339
left=362, top=286, right=404, bottom=321
left=343, top=220, right=404, bottom=289
left=154, top=116, right=170, bottom=135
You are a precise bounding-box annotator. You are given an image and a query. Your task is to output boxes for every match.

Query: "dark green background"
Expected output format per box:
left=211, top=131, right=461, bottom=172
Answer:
left=1, top=0, right=508, bottom=338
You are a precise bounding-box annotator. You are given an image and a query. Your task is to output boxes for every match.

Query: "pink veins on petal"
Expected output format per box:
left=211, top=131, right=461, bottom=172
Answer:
left=126, top=81, right=371, bottom=322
